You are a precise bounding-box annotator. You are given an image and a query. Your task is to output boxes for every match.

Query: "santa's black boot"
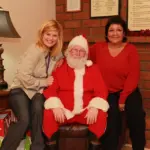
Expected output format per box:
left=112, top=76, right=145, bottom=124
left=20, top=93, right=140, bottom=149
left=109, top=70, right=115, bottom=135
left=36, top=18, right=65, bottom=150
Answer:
left=44, top=131, right=59, bottom=150
left=44, top=141, right=58, bottom=150
left=88, top=131, right=102, bottom=150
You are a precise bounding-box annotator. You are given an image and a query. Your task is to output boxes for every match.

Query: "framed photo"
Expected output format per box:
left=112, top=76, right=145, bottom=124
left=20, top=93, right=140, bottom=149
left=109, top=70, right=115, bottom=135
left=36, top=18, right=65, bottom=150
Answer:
left=90, top=0, right=120, bottom=18
left=127, top=0, right=150, bottom=31
left=66, top=0, right=81, bottom=12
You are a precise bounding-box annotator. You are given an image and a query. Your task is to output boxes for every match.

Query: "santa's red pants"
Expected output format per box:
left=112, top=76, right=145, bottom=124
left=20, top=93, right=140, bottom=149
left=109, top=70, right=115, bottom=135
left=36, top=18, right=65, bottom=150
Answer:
left=43, top=109, right=107, bottom=139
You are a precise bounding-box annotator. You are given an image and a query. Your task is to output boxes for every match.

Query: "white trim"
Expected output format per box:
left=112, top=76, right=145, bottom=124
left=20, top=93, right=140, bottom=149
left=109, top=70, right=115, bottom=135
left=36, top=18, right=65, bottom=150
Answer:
left=68, top=35, right=88, bottom=53
left=88, top=97, right=109, bottom=112
left=44, top=97, right=76, bottom=120
left=63, top=108, right=75, bottom=120
left=44, top=97, right=64, bottom=109
left=72, top=68, right=85, bottom=114
left=86, top=60, right=93, bottom=67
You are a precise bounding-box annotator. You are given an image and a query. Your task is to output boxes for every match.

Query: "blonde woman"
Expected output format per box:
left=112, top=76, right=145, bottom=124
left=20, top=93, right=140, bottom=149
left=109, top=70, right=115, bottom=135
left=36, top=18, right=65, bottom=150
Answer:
left=0, top=20, right=63, bottom=150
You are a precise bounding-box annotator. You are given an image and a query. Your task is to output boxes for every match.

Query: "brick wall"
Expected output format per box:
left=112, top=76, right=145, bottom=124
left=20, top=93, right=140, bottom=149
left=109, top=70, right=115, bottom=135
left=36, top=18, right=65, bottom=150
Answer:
left=56, top=0, right=150, bottom=148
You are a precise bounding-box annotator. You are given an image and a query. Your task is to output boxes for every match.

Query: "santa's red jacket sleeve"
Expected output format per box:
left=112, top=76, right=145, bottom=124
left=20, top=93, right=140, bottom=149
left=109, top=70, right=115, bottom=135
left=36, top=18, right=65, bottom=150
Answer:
left=87, top=64, right=109, bottom=112
left=43, top=63, right=109, bottom=112
left=43, top=71, right=65, bottom=110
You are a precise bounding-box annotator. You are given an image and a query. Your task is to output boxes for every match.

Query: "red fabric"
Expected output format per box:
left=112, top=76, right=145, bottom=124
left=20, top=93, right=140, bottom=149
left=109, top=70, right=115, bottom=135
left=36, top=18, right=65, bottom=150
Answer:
left=26, top=130, right=31, bottom=137
left=89, top=42, right=140, bottom=104
left=43, top=59, right=108, bottom=137
left=43, top=109, right=107, bottom=138
left=43, top=59, right=108, bottom=110
left=0, top=112, right=11, bottom=137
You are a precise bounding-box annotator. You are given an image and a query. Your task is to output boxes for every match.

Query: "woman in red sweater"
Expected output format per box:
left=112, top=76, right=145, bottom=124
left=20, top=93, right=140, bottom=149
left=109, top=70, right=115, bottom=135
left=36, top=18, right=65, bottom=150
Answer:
left=90, top=16, right=145, bottom=150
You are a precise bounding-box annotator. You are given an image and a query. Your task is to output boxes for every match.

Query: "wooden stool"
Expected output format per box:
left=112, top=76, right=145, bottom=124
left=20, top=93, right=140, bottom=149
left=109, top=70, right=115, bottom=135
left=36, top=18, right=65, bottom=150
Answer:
left=59, top=124, right=89, bottom=150
left=58, top=112, right=127, bottom=150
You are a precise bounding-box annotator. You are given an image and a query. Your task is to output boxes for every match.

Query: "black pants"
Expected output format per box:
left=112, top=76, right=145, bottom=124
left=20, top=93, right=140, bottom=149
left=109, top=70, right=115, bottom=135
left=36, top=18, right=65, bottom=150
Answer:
left=100, top=88, right=146, bottom=150
left=0, top=88, right=45, bottom=150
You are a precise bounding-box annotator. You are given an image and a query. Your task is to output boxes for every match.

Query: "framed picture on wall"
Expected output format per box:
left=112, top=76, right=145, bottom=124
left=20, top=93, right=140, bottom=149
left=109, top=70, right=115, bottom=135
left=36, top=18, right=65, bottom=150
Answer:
left=127, top=0, right=150, bottom=31
left=90, top=0, right=120, bottom=18
left=66, top=0, right=81, bottom=12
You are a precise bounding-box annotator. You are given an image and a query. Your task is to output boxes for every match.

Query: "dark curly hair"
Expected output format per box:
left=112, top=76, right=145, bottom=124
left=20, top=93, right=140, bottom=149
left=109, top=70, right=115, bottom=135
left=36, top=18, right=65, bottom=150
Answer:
left=105, top=15, right=128, bottom=42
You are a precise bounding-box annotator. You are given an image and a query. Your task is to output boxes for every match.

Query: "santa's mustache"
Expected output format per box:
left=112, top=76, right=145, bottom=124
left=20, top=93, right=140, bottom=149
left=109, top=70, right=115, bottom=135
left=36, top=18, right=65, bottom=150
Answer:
left=66, top=54, right=87, bottom=69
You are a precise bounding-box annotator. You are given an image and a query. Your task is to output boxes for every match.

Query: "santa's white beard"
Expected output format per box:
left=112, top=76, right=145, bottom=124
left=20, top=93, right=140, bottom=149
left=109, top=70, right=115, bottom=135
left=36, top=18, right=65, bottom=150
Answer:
left=66, top=53, right=87, bottom=69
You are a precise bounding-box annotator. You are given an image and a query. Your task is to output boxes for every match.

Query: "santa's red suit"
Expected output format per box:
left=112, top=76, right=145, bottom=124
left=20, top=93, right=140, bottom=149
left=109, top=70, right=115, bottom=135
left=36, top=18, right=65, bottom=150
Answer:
left=43, top=59, right=109, bottom=138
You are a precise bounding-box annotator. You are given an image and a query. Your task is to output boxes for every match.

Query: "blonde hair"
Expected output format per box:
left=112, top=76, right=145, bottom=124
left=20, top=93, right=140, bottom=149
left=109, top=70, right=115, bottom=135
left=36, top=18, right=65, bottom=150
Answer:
left=36, top=20, right=63, bottom=57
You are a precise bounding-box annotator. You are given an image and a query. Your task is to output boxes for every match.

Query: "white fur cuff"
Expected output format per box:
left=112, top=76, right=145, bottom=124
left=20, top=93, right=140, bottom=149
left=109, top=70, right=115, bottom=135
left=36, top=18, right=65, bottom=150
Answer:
left=63, top=108, right=75, bottom=120
left=44, top=97, right=64, bottom=109
left=88, top=97, right=109, bottom=112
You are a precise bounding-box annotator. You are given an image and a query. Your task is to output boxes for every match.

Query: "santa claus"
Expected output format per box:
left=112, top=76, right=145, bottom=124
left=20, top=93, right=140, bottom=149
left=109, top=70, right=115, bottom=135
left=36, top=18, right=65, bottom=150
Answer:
left=43, top=35, right=109, bottom=150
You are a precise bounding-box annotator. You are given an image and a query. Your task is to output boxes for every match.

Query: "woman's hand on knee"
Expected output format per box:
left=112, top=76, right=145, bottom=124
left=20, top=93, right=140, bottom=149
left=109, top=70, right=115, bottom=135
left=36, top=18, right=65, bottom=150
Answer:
left=52, top=108, right=65, bottom=123
left=119, top=104, right=125, bottom=111
left=47, top=76, right=54, bottom=86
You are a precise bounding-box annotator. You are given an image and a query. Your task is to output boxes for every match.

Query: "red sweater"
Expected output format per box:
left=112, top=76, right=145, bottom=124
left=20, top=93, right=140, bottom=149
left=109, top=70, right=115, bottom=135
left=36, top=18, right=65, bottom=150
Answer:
left=90, top=42, right=140, bottom=104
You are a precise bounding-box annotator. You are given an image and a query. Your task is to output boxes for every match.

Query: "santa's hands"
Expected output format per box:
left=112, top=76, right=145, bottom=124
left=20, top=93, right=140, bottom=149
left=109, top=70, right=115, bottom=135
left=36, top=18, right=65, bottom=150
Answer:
left=52, top=108, right=65, bottom=123
left=47, top=76, right=54, bottom=86
left=85, top=107, right=98, bottom=124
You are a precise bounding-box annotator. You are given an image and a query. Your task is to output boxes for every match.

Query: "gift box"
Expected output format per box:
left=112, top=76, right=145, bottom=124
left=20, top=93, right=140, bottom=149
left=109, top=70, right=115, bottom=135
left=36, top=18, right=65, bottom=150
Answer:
left=0, top=109, right=17, bottom=137
left=0, top=110, right=31, bottom=150
left=0, top=113, right=11, bottom=137
left=0, top=109, right=17, bottom=123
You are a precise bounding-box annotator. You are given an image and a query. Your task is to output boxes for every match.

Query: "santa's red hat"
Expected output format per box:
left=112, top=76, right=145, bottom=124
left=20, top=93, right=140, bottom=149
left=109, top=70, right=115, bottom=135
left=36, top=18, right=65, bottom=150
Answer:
left=68, top=35, right=89, bottom=53
left=67, top=35, right=93, bottom=67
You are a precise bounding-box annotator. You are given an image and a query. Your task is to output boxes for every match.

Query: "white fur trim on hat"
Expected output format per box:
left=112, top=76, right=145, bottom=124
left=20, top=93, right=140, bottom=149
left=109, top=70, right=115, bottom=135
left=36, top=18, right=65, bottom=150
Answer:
left=86, top=60, right=93, bottom=67
left=68, top=35, right=88, bottom=53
